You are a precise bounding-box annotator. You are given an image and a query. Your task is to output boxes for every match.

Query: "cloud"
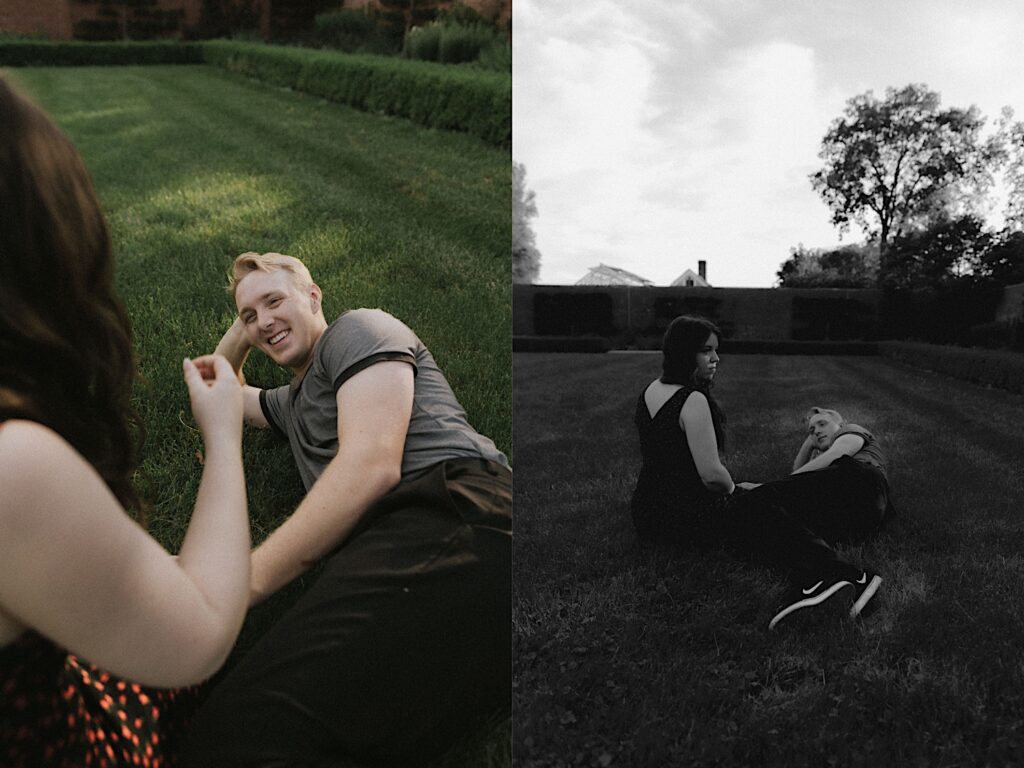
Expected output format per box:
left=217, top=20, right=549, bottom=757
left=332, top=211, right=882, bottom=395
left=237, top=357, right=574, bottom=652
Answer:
left=515, top=0, right=1024, bottom=286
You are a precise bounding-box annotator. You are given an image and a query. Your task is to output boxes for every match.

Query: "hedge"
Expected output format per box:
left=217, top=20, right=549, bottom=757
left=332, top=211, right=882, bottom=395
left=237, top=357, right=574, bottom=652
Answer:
left=0, top=39, right=510, bottom=148
left=200, top=40, right=510, bottom=148
left=513, top=336, right=611, bottom=353
left=0, top=41, right=202, bottom=66
left=879, top=341, right=1024, bottom=396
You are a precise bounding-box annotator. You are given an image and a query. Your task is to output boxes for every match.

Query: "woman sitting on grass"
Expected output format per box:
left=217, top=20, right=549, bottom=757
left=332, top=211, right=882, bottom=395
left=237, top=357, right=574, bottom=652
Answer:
left=742, top=406, right=893, bottom=547
left=630, top=315, right=882, bottom=630
left=0, top=76, right=251, bottom=766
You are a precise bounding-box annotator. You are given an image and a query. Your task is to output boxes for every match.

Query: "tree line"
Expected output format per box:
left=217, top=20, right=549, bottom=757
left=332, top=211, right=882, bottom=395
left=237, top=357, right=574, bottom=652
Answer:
left=779, top=83, right=1024, bottom=291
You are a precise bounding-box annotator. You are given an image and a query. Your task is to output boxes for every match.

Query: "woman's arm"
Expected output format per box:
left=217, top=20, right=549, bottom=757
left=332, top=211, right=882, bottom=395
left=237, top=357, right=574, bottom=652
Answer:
left=793, top=433, right=817, bottom=471
left=0, top=357, right=250, bottom=689
left=791, top=434, right=864, bottom=475
left=680, top=391, right=735, bottom=495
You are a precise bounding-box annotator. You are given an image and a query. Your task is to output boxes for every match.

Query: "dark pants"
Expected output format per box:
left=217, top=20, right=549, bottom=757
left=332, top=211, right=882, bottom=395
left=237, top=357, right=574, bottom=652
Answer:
left=635, top=485, right=860, bottom=587
left=181, top=458, right=512, bottom=768
left=750, top=456, right=891, bottom=546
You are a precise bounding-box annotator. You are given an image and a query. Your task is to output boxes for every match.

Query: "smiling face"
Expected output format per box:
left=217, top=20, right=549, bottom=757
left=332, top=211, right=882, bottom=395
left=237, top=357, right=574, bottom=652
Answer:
left=693, top=332, right=720, bottom=383
left=234, top=268, right=327, bottom=376
left=807, top=411, right=842, bottom=449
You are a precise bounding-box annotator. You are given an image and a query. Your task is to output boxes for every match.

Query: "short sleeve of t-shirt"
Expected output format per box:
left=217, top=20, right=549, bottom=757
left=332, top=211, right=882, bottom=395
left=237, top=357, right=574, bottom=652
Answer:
left=317, top=309, right=418, bottom=392
left=259, top=385, right=289, bottom=438
left=835, top=424, right=873, bottom=445
left=835, top=423, right=886, bottom=475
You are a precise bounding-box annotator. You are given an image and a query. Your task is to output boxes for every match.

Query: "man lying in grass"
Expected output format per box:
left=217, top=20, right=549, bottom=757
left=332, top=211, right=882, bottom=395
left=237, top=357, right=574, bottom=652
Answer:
left=631, top=315, right=882, bottom=632
left=742, top=406, right=894, bottom=547
left=181, top=252, right=511, bottom=767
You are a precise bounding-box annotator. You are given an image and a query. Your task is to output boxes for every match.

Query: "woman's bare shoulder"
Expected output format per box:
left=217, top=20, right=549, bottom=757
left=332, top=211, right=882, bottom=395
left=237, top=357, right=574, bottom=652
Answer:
left=0, top=421, right=84, bottom=498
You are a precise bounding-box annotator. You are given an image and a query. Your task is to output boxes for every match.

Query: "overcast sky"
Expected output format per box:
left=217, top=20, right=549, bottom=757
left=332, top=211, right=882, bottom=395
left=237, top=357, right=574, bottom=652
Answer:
left=513, top=0, right=1024, bottom=287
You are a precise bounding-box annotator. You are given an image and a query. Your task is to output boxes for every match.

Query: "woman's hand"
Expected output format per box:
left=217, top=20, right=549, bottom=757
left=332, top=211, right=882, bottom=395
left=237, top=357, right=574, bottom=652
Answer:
left=183, top=355, right=243, bottom=449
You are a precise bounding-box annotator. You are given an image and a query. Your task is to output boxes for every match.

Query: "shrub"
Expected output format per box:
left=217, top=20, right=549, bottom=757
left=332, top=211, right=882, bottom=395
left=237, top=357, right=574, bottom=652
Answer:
left=403, top=23, right=442, bottom=62
left=513, top=336, right=611, bottom=353
left=438, top=22, right=497, bottom=64
left=879, top=341, right=1024, bottom=395
left=476, top=39, right=511, bottom=72
left=200, top=40, right=510, bottom=147
left=313, top=8, right=397, bottom=55
left=437, top=2, right=494, bottom=28
left=403, top=20, right=504, bottom=66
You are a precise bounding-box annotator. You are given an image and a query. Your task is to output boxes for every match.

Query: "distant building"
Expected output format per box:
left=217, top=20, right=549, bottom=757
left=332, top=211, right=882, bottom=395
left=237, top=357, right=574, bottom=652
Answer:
left=576, top=263, right=654, bottom=287
left=0, top=0, right=509, bottom=41
left=0, top=0, right=201, bottom=40
left=670, top=260, right=710, bottom=287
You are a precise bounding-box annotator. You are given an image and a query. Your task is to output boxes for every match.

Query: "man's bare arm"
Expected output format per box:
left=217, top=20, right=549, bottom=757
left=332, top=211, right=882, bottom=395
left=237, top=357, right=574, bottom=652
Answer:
left=792, top=433, right=817, bottom=471
left=247, top=361, right=414, bottom=604
left=791, top=434, right=864, bottom=475
left=194, top=319, right=266, bottom=427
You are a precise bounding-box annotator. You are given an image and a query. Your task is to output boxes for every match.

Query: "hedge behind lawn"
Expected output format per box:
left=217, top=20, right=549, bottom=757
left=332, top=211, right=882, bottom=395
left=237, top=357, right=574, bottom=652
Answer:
left=200, top=41, right=510, bottom=148
left=0, top=39, right=510, bottom=148
left=880, top=340, right=1024, bottom=395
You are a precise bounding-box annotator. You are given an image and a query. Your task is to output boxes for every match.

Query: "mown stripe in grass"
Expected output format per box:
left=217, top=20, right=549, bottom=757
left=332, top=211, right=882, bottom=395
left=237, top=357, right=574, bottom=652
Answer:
left=8, top=65, right=510, bottom=767
left=514, top=351, right=1024, bottom=767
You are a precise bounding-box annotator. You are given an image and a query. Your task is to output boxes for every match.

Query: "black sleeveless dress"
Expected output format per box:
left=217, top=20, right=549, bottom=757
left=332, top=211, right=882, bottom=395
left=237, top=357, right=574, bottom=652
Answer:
left=0, top=419, right=202, bottom=766
left=631, top=386, right=731, bottom=547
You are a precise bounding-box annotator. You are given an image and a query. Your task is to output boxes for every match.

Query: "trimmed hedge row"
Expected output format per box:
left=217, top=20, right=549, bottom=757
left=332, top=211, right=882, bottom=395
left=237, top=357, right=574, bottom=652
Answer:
left=721, top=340, right=879, bottom=355
left=513, top=336, right=611, bottom=353
left=880, top=341, right=1024, bottom=396
left=512, top=337, right=882, bottom=355
left=0, top=41, right=202, bottom=66
left=201, top=40, right=510, bottom=147
left=0, top=40, right=510, bottom=148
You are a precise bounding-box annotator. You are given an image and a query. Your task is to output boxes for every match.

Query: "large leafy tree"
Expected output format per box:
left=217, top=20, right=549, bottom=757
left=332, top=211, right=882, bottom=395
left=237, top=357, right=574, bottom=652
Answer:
left=513, top=162, right=541, bottom=284
left=885, top=214, right=992, bottom=290
left=999, top=110, right=1024, bottom=230
left=776, top=243, right=878, bottom=288
left=810, top=84, right=1001, bottom=283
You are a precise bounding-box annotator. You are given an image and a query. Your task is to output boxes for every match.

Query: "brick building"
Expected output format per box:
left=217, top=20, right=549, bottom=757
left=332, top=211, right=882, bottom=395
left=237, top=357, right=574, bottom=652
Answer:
left=0, top=0, right=202, bottom=40
left=0, top=0, right=509, bottom=40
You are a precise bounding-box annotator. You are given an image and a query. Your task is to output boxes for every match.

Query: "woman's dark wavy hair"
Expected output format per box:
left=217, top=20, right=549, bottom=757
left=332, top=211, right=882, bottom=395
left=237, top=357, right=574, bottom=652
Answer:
left=0, top=77, right=146, bottom=517
left=660, top=314, right=726, bottom=449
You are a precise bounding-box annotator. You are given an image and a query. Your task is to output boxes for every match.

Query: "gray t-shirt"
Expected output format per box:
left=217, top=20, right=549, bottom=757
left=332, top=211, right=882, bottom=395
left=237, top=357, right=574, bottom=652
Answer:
left=259, top=308, right=509, bottom=490
left=834, top=423, right=887, bottom=478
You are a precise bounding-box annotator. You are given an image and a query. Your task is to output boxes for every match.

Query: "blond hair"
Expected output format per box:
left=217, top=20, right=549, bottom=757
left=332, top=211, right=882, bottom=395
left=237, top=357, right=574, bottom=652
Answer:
left=228, top=251, right=314, bottom=298
left=805, top=406, right=844, bottom=427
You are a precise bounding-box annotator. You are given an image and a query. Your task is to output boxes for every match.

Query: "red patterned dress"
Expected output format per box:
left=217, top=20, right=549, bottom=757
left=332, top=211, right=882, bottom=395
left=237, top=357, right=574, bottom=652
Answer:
left=0, top=630, right=202, bottom=767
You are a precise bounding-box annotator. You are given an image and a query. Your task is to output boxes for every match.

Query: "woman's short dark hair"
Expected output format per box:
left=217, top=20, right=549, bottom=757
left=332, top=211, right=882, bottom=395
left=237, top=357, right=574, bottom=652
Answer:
left=660, top=315, right=721, bottom=386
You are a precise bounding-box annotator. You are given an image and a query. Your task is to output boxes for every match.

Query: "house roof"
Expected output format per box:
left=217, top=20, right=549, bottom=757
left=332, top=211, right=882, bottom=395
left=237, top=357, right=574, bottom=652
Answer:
left=670, top=269, right=710, bottom=287
left=576, top=263, right=653, bottom=286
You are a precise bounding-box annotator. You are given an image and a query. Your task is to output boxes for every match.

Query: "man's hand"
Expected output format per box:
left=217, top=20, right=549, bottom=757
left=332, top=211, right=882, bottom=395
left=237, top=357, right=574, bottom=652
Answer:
left=193, top=318, right=265, bottom=427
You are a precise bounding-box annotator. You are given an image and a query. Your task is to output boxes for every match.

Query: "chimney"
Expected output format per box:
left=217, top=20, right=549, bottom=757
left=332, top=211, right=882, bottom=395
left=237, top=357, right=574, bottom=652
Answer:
left=698, top=260, right=706, bottom=281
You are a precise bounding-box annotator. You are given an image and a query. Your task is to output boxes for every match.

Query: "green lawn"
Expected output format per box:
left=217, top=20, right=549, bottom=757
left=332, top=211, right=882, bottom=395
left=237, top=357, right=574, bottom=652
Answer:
left=514, top=351, right=1024, bottom=768
left=6, top=64, right=510, bottom=767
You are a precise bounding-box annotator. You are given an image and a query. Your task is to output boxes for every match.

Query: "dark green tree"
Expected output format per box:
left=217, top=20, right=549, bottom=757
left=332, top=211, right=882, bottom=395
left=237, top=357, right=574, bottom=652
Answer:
left=513, top=162, right=541, bottom=284
left=810, top=84, right=1002, bottom=284
left=885, top=214, right=992, bottom=290
left=776, top=242, right=878, bottom=288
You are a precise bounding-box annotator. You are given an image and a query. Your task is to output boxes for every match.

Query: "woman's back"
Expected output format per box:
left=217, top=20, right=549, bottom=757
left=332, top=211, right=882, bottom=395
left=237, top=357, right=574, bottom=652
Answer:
left=631, top=383, right=709, bottom=538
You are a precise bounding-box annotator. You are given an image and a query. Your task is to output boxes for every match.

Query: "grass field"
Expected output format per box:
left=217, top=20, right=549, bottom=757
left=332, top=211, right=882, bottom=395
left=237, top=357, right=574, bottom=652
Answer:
left=5, top=64, right=510, bottom=766
left=513, top=351, right=1024, bottom=767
